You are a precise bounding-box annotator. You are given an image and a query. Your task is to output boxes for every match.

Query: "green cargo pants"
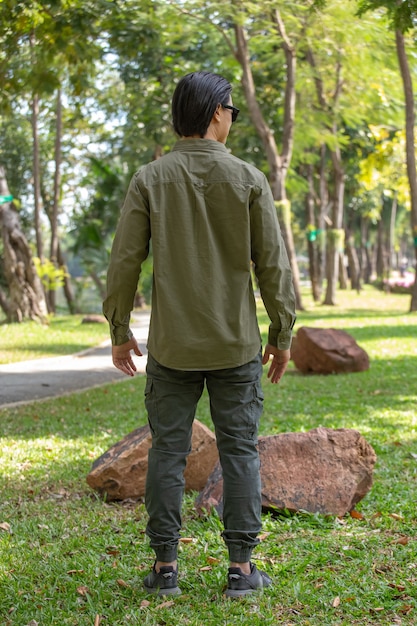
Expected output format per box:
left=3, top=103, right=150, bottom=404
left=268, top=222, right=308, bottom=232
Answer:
left=144, top=350, right=264, bottom=564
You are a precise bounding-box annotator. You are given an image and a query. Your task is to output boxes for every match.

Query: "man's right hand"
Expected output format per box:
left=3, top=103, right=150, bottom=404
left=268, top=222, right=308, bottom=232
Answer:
left=112, top=337, right=142, bottom=377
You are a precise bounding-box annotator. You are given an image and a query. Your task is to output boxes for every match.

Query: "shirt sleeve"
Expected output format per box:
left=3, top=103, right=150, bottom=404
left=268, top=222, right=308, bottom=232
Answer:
left=103, top=171, right=151, bottom=345
left=250, top=175, right=296, bottom=350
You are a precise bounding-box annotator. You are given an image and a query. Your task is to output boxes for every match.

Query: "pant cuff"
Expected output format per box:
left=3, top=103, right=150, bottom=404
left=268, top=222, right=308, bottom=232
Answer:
left=153, top=546, right=178, bottom=562
left=228, top=547, right=253, bottom=563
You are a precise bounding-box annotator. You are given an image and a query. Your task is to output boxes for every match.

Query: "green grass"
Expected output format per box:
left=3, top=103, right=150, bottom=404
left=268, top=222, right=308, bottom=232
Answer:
left=0, top=315, right=110, bottom=364
left=1, top=286, right=417, bottom=625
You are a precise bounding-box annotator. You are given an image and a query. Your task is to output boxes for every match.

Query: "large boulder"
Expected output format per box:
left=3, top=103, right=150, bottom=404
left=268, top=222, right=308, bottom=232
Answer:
left=291, top=327, right=370, bottom=374
left=87, top=420, right=219, bottom=501
left=195, top=427, right=376, bottom=517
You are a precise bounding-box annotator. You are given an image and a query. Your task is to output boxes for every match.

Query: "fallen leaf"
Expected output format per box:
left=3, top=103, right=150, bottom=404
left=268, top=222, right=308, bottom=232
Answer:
left=140, top=600, right=151, bottom=608
left=370, top=512, right=382, bottom=521
left=106, top=547, right=120, bottom=556
left=389, top=513, right=404, bottom=521
left=26, top=621, right=39, bottom=626
left=395, top=536, right=410, bottom=546
left=207, top=556, right=220, bottom=564
left=388, top=583, right=406, bottom=591
left=258, top=532, right=271, bottom=541
left=116, top=579, right=130, bottom=588
left=179, top=537, right=195, bottom=544
left=76, top=586, right=89, bottom=596
left=370, top=607, right=384, bottom=613
left=199, top=566, right=212, bottom=571
left=156, top=600, right=175, bottom=609
left=410, top=453, right=417, bottom=460
left=350, top=510, right=365, bottom=520
left=94, top=616, right=101, bottom=626
left=67, top=570, right=84, bottom=575
left=0, top=522, right=11, bottom=533
left=332, top=596, right=341, bottom=608
left=398, top=604, right=413, bottom=615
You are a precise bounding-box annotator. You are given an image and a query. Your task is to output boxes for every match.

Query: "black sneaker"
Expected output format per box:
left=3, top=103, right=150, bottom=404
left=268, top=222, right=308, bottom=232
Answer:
left=143, top=563, right=181, bottom=596
left=225, top=562, right=272, bottom=598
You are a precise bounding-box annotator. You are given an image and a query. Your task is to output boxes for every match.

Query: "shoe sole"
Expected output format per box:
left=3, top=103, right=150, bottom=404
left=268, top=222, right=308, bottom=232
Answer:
left=225, top=588, right=260, bottom=598
left=143, top=584, right=182, bottom=596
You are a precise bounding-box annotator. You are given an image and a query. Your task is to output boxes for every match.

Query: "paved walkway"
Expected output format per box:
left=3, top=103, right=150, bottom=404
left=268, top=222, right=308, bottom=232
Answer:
left=0, top=311, right=150, bottom=408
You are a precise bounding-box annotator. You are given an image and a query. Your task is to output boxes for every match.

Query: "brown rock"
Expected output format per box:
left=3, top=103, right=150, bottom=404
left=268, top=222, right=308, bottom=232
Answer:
left=87, top=420, right=219, bottom=501
left=291, top=327, right=369, bottom=374
left=195, top=427, right=376, bottom=517
left=81, top=314, right=107, bottom=324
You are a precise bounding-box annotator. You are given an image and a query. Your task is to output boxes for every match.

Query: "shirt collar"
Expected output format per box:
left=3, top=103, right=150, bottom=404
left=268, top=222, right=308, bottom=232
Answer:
left=172, top=138, right=229, bottom=153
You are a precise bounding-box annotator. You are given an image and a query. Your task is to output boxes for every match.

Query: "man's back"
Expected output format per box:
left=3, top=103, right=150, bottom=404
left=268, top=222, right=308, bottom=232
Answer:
left=137, top=139, right=272, bottom=370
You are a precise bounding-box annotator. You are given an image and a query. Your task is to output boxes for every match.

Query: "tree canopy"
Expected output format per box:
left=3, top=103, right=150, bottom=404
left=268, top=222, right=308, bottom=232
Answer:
left=1, top=0, right=416, bottom=320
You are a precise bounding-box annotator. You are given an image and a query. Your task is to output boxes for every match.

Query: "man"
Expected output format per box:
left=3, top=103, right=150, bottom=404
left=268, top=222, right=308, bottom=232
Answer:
left=103, top=71, right=296, bottom=599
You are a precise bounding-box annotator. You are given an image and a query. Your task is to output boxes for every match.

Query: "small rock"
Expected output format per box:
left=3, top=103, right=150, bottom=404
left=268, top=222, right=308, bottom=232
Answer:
left=87, top=420, right=219, bottom=501
left=291, top=327, right=369, bottom=374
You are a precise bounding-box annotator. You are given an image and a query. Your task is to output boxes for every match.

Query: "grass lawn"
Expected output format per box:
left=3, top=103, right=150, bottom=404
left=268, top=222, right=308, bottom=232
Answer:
left=0, top=315, right=110, bottom=364
left=0, top=286, right=416, bottom=625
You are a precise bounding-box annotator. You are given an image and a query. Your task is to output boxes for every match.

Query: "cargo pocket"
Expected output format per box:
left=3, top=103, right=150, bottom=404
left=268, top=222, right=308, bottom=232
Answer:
left=144, top=377, right=157, bottom=436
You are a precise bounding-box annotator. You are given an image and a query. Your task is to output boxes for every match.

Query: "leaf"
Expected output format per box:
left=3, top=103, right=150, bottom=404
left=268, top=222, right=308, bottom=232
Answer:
left=140, top=599, right=151, bottom=608
left=395, top=536, right=410, bottom=546
left=258, top=532, right=271, bottom=541
left=156, top=600, right=175, bottom=609
left=207, top=556, right=220, bottom=564
left=94, top=616, right=101, bottom=626
left=0, top=522, right=11, bottom=533
left=410, top=453, right=417, bottom=460
left=350, top=510, right=365, bottom=520
left=370, top=512, right=382, bottom=521
left=332, top=596, right=341, bottom=607
left=116, top=579, right=130, bottom=588
left=398, top=604, right=413, bottom=615
left=388, top=583, right=406, bottom=591
left=67, top=570, right=84, bottom=575
left=76, top=586, right=89, bottom=596
left=389, top=513, right=404, bottom=521
left=199, top=566, right=212, bottom=571
left=179, top=537, right=195, bottom=544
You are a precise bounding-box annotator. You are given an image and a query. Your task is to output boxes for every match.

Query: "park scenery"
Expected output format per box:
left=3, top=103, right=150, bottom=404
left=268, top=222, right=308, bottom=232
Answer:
left=1, top=1, right=417, bottom=625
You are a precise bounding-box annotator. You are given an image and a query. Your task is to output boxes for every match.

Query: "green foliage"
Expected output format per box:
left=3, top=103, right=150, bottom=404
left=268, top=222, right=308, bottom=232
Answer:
left=357, top=0, right=417, bottom=32
left=33, top=257, right=67, bottom=291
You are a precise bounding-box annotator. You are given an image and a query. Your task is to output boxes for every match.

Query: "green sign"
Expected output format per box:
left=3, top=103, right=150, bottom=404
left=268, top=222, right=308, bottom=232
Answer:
left=0, top=194, right=13, bottom=204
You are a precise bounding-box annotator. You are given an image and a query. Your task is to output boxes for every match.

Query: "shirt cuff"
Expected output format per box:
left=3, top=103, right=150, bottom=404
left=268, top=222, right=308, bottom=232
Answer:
left=268, top=328, right=293, bottom=351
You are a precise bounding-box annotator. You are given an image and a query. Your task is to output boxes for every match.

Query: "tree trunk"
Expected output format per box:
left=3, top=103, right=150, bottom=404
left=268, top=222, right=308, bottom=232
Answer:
left=48, top=88, right=63, bottom=314
left=30, top=31, right=44, bottom=262
left=318, top=144, right=328, bottom=293
left=306, top=164, right=321, bottom=301
left=323, top=126, right=345, bottom=305
left=388, top=193, right=398, bottom=277
left=0, top=166, right=48, bottom=323
left=89, top=269, right=107, bottom=301
left=376, top=214, right=386, bottom=280
left=395, top=29, right=417, bottom=310
left=234, top=20, right=304, bottom=310
left=345, top=231, right=361, bottom=293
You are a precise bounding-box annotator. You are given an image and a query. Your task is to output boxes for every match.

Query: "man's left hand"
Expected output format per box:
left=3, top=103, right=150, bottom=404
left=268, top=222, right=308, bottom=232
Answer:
left=262, top=344, right=290, bottom=384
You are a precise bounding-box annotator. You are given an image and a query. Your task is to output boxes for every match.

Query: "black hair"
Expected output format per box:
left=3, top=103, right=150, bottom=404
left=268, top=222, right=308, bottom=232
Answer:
left=171, top=71, right=232, bottom=138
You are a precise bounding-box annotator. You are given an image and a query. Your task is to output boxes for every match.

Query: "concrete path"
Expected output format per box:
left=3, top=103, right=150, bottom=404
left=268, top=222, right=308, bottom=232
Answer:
left=0, top=311, right=150, bottom=408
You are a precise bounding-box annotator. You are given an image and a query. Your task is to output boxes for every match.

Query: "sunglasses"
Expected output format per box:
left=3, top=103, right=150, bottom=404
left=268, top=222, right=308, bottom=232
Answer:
left=222, top=104, right=240, bottom=123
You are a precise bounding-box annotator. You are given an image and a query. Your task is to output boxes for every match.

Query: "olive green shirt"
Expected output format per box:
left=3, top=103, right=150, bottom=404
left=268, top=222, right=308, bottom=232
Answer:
left=103, top=138, right=296, bottom=370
